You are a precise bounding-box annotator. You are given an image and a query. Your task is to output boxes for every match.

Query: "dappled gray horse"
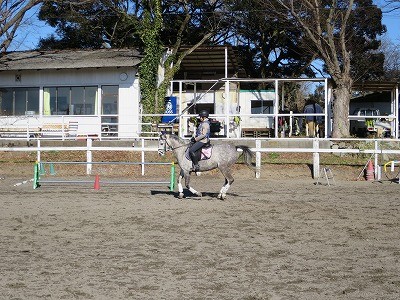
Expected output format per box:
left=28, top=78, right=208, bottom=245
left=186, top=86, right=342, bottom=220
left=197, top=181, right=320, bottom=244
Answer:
left=158, top=133, right=255, bottom=199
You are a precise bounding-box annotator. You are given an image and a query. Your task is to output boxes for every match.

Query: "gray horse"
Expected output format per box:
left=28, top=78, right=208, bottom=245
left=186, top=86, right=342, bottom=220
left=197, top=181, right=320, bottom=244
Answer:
left=158, top=133, right=255, bottom=199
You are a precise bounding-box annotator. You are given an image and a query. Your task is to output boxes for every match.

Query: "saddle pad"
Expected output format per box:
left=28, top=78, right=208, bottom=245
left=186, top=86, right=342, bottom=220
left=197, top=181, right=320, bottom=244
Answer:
left=185, top=145, right=213, bottom=161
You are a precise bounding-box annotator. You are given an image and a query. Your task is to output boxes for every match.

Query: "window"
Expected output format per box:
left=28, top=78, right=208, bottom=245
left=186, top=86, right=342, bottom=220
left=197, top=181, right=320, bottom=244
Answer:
left=101, top=86, right=119, bottom=136
left=251, top=100, right=273, bottom=114
left=0, top=87, right=39, bottom=116
left=44, top=86, right=98, bottom=115
left=101, top=86, right=118, bottom=115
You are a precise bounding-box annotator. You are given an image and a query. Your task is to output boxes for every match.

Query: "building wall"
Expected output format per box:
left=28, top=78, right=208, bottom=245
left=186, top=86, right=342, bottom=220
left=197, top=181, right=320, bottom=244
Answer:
left=239, top=90, right=275, bottom=129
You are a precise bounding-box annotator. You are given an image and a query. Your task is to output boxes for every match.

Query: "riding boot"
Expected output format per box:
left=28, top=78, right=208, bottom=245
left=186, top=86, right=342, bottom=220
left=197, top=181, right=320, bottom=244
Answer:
left=190, top=154, right=200, bottom=172
left=191, top=158, right=200, bottom=172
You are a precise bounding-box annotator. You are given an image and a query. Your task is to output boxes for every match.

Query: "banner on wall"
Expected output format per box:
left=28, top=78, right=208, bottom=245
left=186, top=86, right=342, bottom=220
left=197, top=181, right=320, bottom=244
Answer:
left=161, top=96, right=177, bottom=123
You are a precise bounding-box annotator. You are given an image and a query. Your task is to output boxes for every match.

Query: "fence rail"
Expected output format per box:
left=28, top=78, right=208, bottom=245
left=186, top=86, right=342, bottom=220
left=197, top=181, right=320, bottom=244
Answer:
left=2, top=137, right=400, bottom=180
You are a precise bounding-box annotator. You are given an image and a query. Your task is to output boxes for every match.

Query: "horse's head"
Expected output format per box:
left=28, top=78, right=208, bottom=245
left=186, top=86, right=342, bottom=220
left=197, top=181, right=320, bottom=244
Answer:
left=157, top=132, right=167, bottom=156
left=158, top=133, right=183, bottom=156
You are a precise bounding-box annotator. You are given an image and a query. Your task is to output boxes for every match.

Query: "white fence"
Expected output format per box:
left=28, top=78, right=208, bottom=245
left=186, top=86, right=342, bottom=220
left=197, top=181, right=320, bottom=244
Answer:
left=1, top=137, right=400, bottom=180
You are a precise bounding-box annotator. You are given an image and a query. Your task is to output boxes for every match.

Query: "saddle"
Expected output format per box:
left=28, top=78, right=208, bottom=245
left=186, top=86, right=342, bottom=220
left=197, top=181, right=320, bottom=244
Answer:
left=185, top=142, right=213, bottom=161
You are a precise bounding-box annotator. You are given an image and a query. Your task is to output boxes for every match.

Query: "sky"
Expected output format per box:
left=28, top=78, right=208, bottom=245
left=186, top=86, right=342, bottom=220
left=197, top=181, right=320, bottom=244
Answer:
left=375, top=0, right=400, bottom=43
left=7, top=1, right=400, bottom=52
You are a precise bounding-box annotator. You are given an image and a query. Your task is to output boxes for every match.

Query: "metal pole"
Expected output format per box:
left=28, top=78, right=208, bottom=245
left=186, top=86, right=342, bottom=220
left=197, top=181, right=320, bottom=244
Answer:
left=33, top=162, right=40, bottom=189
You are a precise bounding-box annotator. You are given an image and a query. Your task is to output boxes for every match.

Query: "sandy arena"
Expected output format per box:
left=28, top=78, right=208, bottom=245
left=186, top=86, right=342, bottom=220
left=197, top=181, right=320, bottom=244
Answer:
left=0, top=163, right=399, bottom=300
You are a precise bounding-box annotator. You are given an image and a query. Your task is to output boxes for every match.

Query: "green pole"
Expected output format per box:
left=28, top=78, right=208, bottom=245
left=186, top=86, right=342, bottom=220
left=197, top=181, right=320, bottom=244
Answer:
left=169, top=162, right=175, bottom=191
left=33, top=161, right=40, bottom=189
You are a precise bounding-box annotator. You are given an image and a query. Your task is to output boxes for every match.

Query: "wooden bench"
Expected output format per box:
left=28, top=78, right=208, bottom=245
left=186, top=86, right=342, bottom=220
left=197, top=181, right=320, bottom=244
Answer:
left=39, top=121, right=78, bottom=138
left=241, top=127, right=273, bottom=138
left=0, top=126, right=40, bottom=138
left=152, top=123, right=179, bottom=134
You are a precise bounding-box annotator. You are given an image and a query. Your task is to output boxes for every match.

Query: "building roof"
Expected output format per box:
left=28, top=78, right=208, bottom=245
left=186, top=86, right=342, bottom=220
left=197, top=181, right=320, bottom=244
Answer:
left=175, top=45, right=246, bottom=78
left=352, top=80, right=399, bottom=92
left=0, top=48, right=142, bottom=71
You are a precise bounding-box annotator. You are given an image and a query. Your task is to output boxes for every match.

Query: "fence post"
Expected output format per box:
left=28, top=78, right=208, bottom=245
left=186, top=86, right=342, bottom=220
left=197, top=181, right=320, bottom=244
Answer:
left=255, top=139, right=261, bottom=179
left=313, top=138, right=320, bottom=179
left=374, top=140, right=379, bottom=179
left=87, top=138, right=92, bottom=175
left=37, top=139, right=41, bottom=162
left=141, top=138, right=145, bottom=175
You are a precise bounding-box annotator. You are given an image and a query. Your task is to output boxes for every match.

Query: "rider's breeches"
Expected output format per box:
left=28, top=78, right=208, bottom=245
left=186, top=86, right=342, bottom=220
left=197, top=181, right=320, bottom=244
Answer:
left=189, top=141, right=203, bottom=164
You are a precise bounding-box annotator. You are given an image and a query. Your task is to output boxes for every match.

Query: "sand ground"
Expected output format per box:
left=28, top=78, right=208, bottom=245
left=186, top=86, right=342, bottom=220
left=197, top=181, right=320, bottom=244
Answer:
left=0, top=163, right=399, bottom=300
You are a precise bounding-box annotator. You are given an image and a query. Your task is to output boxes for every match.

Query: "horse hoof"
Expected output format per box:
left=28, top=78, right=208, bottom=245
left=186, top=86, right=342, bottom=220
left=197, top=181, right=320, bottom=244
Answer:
left=178, top=193, right=184, bottom=199
left=217, top=194, right=226, bottom=200
left=196, top=192, right=202, bottom=197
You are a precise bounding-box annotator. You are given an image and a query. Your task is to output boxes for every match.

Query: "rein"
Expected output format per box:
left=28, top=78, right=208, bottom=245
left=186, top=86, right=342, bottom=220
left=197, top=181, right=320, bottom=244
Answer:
left=164, top=138, right=190, bottom=151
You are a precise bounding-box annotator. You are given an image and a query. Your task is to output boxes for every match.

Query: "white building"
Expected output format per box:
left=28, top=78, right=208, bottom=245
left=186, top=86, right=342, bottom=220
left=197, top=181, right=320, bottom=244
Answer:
left=0, top=48, right=141, bottom=139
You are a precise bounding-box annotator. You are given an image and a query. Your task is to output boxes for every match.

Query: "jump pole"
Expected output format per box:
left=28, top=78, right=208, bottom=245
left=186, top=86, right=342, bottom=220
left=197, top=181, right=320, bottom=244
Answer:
left=33, top=161, right=175, bottom=191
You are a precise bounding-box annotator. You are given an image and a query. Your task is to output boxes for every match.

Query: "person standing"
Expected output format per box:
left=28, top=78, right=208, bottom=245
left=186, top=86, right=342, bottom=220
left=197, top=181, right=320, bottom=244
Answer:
left=304, top=100, right=316, bottom=137
left=313, top=101, right=324, bottom=137
left=189, top=110, right=211, bottom=172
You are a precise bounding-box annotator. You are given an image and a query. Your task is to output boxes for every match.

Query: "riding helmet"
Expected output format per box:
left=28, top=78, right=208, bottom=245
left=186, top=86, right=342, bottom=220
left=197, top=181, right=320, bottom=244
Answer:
left=199, top=110, right=209, bottom=118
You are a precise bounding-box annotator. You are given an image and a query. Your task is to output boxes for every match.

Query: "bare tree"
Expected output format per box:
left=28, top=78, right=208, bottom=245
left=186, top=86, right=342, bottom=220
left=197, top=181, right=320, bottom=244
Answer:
left=1, top=0, right=98, bottom=53
left=380, top=36, right=400, bottom=78
left=0, top=0, right=46, bottom=53
left=382, top=0, right=400, bottom=12
left=267, top=0, right=384, bottom=138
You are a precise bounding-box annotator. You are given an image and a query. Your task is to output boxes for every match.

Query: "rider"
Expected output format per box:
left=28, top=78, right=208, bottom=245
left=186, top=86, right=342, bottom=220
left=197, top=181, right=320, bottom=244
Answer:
left=189, top=110, right=211, bottom=172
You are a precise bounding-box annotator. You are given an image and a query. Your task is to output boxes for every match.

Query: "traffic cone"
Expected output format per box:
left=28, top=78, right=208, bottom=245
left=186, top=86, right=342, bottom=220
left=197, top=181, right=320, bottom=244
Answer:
left=365, top=160, right=374, bottom=181
left=94, top=175, right=100, bottom=190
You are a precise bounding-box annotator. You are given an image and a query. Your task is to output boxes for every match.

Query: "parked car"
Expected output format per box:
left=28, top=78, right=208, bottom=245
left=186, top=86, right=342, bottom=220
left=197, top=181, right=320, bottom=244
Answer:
left=350, top=108, right=391, bottom=137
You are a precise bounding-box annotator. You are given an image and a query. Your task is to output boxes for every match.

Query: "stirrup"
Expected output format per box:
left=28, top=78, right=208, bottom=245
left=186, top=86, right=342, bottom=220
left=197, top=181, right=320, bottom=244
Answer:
left=191, top=164, right=200, bottom=172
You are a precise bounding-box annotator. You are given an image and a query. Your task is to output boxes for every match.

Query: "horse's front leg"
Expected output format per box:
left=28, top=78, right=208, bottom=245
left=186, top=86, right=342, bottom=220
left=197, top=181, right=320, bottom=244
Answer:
left=218, top=172, right=234, bottom=200
left=185, top=172, right=202, bottom=197
left=177, top=170, right=185, bottom=199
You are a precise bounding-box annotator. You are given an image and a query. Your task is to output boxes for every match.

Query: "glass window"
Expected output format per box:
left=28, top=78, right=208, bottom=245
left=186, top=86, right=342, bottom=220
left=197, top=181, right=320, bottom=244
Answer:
left=15, top=89, right=27, bottom=115
left=102, top=85, right=118, bottom=115
left=1, top=88, right=13, bottom=115
left=27, top=88, right=39, bottom=113
left=85, top=86, right=97, bottom=115
left=251, top=100, right=273, bottom=114
left=57, top=87, right=70, bottom=115
left=71, top=87, right=84, bottom=114
left=0, top=87, right=39, bottom=116
left=44, top=86, right=97, bottom=115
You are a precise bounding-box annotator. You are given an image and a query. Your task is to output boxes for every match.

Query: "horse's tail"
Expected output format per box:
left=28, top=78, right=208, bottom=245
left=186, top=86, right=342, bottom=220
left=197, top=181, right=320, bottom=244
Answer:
left=236, top=145, right=256, bottom=170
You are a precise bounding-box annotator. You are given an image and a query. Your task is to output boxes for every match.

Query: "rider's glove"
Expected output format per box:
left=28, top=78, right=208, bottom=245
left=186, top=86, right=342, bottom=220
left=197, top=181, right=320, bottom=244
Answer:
left=191, top=137, right=196, bottom=143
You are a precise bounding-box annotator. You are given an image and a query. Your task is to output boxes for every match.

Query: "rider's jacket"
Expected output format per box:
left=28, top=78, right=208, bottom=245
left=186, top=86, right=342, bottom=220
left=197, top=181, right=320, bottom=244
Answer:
left=196, top=119, right=210, bottom=143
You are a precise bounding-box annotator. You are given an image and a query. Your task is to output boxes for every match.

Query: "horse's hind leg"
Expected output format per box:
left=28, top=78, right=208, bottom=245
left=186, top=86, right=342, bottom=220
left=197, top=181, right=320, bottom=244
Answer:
left=218, top=168, right=234, bottom=200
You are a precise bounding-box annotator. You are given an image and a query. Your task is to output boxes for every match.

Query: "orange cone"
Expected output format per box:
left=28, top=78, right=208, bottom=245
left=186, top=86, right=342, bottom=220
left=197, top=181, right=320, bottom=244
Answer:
left=94, top=175, right=100, bottom=190
left=365, top=160, right=374, bottom=181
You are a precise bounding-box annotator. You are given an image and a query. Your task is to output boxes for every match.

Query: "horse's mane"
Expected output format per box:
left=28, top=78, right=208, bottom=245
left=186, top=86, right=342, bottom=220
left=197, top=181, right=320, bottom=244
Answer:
left=168, top=133, right=185, bottom=144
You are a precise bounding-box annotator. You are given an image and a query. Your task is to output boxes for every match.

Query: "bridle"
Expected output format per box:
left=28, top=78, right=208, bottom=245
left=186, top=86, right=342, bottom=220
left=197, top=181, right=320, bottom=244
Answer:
left=158, top=134, right=190, bottom=155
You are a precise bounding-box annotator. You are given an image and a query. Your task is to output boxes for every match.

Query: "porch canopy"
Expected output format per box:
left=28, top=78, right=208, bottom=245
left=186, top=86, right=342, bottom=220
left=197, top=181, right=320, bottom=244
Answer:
left=352, top=80, right=399, bottom=138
